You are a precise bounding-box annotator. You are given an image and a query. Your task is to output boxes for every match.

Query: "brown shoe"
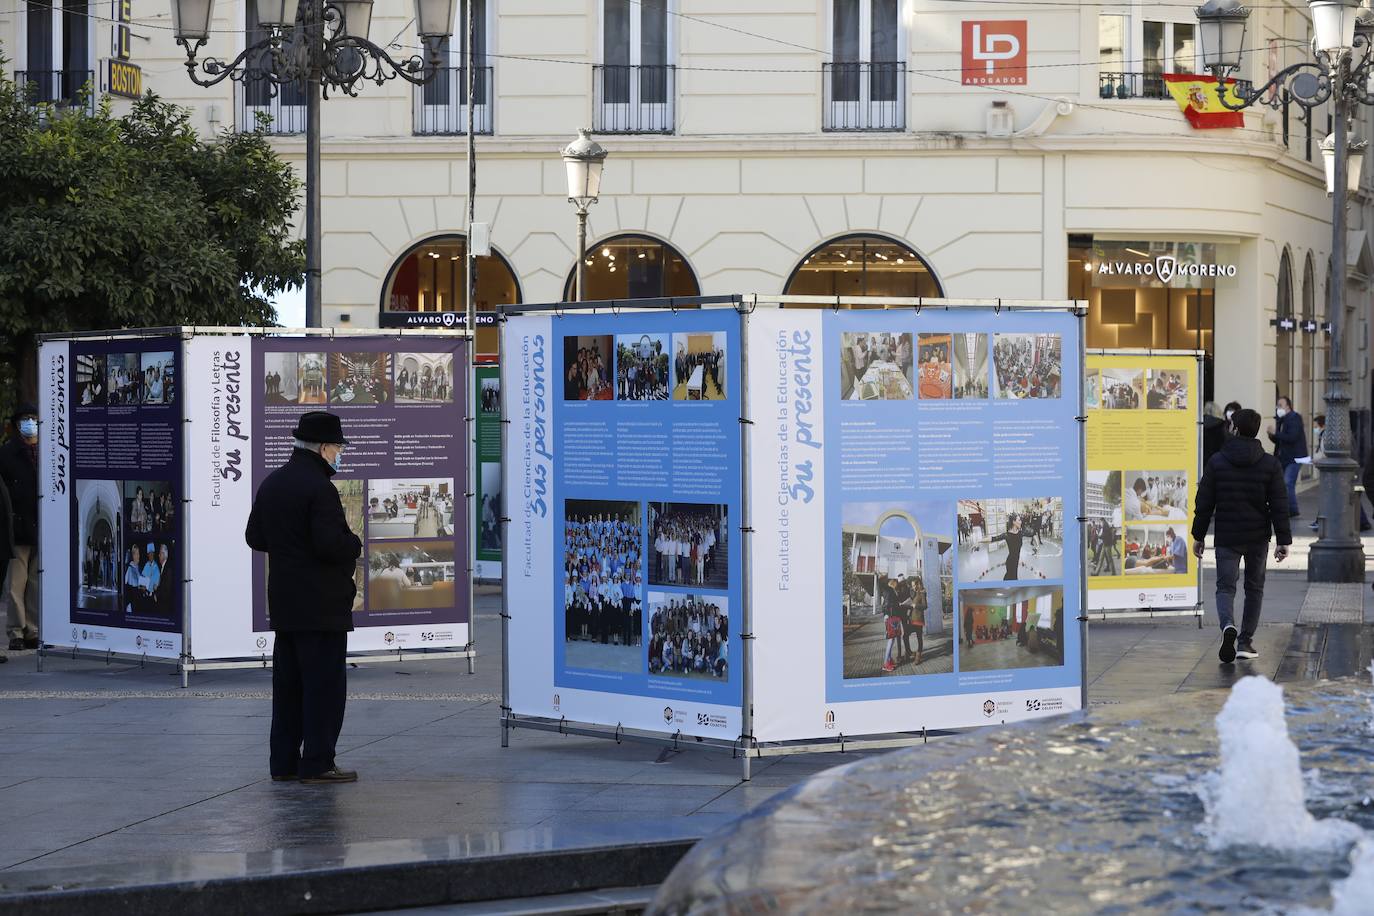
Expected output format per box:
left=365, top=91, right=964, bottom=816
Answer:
left=301, top=768, right=358, bottom=785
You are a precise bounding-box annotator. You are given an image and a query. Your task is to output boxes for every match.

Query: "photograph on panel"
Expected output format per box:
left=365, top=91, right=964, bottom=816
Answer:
left=263, top=351, right=300, bottom=405
left=367, top=479, right=455, bottom=539
left=367, top=541, right=456, bottom=610
left=564, top=335, right=614, bottom=400
left=106, top=353, right=143, bottom=405
left=479, top=375, right=500, bottom=414
left=1146, top=368, right=1188, bottom=410
left=992, top=333, right=1062, bottom=399
left=1099, top=367, right=1144, bottom=409
left=647, top=593, right=729, bottom=681
left=916, top=333, right=953, bottom=399
left=841, top=501, right=954, bottom=679
left=840, top=331, right=913, bottom=400
left=1085, top=368, right=1100, bottom=409
left=395, top=352, right=455, bottom=404
left=1124, top=525, right=1190, bottom=576
left=616, top=332, right=670, bottom=401
left=956, top=497, right=1064, bottom=582
left=1124, top=470, right=1189, bottom=521
left=478, top=463, right=502, bottom=554
left=123, top=480, right=175, bottom=538
left=958, top=585, right=1064, bottom=672
left=123, top=536, right=175, bottom=620
left=1086, top=471, right=1123, bottom=577
left=141, top=351, right=175, bottom=405
left=648, top=502, right=728, bottom=589
left=672, top=330, right=727, bottom=400
left=76, top=353, right=106, bottom=407
left=334, top=478, right=366, bottom=613
left=296, top=352, right=329, bottom=405
left=75, top=478, right=122, bottom=611
left=953, top=333, right=989, bottom=399
left=329, top=352, right=392, bottom=405
left=563, top=498, right=643, bottom=673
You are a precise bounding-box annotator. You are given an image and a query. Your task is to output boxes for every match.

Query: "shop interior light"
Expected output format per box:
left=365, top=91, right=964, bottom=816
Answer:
left=896, top=258, right=904, bottom=264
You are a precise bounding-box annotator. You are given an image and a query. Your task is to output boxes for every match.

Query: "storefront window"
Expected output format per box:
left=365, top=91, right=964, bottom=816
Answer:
left=1069, top=237, right=1218, bottom=402
left=562, top=234, right=700, bottom=301
left=784, top=234, right=941, bottom=301
left=380, top=234, right=520, bottom=356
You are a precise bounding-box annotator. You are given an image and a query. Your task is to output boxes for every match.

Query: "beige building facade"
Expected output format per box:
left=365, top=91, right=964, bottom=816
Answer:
left=4, top=0, right=1373, bottom=431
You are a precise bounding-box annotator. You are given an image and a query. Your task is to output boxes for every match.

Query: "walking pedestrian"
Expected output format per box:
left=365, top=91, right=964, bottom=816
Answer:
left=245, top=411, right=362, bottom=784
left=1192, top=408, right=1291, bottom=664
left=0, top=403, right=40, bottom=650
left=0, top=474, right=13, bottom=663
left=1266, top=396, right=1307, bottom=518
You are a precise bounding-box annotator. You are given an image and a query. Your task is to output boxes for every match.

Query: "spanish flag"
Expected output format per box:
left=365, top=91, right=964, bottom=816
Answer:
left=1163, top=74, right=1245, bottom=129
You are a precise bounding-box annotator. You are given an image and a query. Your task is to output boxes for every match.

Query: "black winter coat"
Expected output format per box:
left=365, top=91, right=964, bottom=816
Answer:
left=1192, top=436, right=1292, bottom=549
left=1201, top=415, right=1228, bottom=467
left=1268, top=411, right=1308, bottom=466
left=0, top=437, right=39, bottom=546
left=245, top=448, right=361, bottom=632
left=0, top=474, right=14, bottom=569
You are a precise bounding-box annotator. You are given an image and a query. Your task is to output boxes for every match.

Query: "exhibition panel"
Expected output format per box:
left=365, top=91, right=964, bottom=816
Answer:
left=503, top=308, right=744, bottom=740
left=38, top=329, right=474, bottom=670
left=1085, top=350, right=1203, bottom=614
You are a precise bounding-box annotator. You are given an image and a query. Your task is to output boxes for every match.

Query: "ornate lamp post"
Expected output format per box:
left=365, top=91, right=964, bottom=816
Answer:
left=169, top=0, right=457, bottom=326
left=1197, top=0, right=1371, bottom=581
left=561, top=129, right=608, bottom=302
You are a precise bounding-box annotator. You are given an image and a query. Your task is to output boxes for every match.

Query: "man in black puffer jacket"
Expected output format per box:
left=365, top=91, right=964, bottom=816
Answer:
left=1192, top=408, right=1291, bottom=664
left=246, top=412, right=362, bottom=785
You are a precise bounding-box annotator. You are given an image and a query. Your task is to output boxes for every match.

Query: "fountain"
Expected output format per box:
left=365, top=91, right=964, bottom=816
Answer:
left=649, top=675, right=1374, bottom=914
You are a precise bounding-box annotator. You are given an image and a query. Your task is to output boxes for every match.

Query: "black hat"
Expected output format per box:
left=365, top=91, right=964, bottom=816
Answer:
left=292, top=411, right=349, bottom=445
left=11, top=402, right=37, bottom=423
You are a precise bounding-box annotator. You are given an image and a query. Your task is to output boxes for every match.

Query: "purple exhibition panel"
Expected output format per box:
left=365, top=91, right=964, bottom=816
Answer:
left=65, top=337, right=184, bottom=655
left=250, top=337, right=469, bottom=651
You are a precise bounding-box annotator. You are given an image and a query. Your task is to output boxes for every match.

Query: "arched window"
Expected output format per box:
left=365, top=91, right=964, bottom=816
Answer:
left=784, top=234, right=942, bottom=300
left=1301, top=253, right=1315, bottom=419
left=1276, top=249, right=1294, bottom=403
left=380, top=234, right=521, bottom=355
left=562, top=234, right=700, bottom=301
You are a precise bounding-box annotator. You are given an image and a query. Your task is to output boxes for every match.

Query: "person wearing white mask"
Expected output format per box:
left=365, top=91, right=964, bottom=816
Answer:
left=0, top=403, right=40, bottom=650
left=1265, top=396, right=1308, bottom=518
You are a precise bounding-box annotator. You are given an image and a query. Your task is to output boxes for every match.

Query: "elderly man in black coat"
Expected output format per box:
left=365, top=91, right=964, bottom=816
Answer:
left=1192, top=408, right=1292, bottom=665
left=246, top=411, right=362, bottom=784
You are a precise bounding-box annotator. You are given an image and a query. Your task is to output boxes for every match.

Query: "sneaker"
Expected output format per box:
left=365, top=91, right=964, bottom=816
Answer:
left=1235, top=642, right=1259, bottom=660
left=881, top=661, right=896, bottom=672
left=1219, top=625, right=1237, bottom=664
left=1309, top=521, right=1320, bottom=531
left=301, top=768, right=358, bottom=785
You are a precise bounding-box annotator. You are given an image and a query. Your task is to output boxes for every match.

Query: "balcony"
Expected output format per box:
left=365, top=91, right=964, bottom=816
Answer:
left=235, top=80, right=306, bottom=135
left=414, top=65, right=493, bottom=136
left=593, top=64, right=675, bottom=134
left=14, top=69, right=96, bottom=113
left=822, top=62, right=906, bottom=132
left=1098, top=71, right=1253, bottom=101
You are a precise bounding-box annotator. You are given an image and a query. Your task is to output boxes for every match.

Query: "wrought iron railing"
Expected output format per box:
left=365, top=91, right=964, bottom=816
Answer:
left=14, top=69, right=96, bottom=113
left=1098, top=71, right=1253, bottom=101
left=235, top=79, right=308, bottom=134
left=414, top=64, right=493, bottom=135
left=822, top=61, right=906, bottom=131
left=593, top=64, right=676, bottom=133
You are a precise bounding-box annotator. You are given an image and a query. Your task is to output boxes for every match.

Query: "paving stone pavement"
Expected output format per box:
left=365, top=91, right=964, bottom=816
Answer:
left=0, top=493, right=1368, bottom=876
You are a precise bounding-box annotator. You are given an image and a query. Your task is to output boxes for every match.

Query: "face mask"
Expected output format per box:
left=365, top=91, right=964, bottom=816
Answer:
left=1225, top=410, right=1234, bottom=421
left=1276, top=408, right=1288, bottom=418
left=325, top=448, right=342, bottom=472
left=17, top=419, right=36, bottom=438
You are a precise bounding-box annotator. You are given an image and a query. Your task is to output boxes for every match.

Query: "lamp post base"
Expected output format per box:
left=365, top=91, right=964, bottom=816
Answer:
left=1307, top=539, right=1365, bottom=582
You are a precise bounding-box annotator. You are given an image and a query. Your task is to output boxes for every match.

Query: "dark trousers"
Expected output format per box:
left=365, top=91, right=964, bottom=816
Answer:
left=1283, top=463, right=1301, bottom=516
left=1214, top=543, right=1268, bottom=642
left=272, top=630, right=348, bottom=778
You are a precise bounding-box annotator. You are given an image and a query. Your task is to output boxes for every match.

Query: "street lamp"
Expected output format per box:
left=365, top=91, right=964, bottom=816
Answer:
left=1196, top=0, right=1374, bottom=581
left=561, top=129, right=608, bottom=301
left=169, top=0, right=453, bottom=327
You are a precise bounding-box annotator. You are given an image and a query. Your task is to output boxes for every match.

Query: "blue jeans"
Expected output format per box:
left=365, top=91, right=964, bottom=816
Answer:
left=1214, top=544, right=1268, bottom=642
left=1283, top=462, right=1301, bottom=516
